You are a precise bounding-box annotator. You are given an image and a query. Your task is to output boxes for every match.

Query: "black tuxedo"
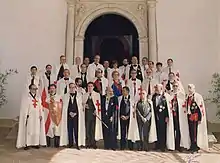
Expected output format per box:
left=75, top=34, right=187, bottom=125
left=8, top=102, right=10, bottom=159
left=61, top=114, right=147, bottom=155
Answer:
left=101, top=95, right=118, bottom=149
left=187, top=95, right=202, bottom=152
left=67, top=94, right=79, bottom=148
left=152, top=93, right=169, bottom=151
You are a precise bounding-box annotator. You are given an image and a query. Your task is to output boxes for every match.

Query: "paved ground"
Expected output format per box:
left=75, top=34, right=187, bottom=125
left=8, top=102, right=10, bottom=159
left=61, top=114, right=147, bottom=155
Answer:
left=1, top=141, right=220, bottom=163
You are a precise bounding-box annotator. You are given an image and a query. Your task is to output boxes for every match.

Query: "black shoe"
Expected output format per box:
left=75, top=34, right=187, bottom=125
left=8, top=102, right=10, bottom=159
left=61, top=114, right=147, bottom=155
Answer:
left=24, top=146, right=30, bottom=150
left=68, top=145, right=73, bottom=148
left=32, top=146, right=40, bottom=149
left=76, top=146, right=80, bottom=150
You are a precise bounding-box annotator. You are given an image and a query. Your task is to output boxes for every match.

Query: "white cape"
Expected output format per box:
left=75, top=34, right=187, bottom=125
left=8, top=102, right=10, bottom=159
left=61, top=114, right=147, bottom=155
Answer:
left=167, top=92, right=190, bottom=150
left=16, top=94, right=46, bottom=148
left=194, top=92, right=209, bottom=150
left=82, top=91, right=103, bottom=140
left=60, top=93, right=85, bottom=146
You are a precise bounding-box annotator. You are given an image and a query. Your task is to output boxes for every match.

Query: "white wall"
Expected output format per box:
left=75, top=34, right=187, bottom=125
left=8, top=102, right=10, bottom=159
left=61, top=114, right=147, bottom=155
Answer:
left=0, top=0, right=67, bottom=118
left=157, top=0, right=220, bottom=123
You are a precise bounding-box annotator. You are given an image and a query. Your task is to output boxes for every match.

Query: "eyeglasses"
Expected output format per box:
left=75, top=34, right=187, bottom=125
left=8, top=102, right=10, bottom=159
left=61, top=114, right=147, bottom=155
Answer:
left=173, top=85, right=178, bottom=87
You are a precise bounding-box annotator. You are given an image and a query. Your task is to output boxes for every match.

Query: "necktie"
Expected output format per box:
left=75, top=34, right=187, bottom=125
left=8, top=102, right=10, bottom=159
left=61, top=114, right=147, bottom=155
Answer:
left=99, top=79, right=102, bottom=94
left=104, top=69, right=108, bottom=78
left=31, top=76, right=35, bottom=85
left=57, top=64, right=64, bottom=80
left=46, top=73, right=51, bottom=86
left=148, top=80, right=151, bottom=95
left=133, top=82, right=136, bottom=96
left=31, top=76, right=34, bottom=84
left=169, top=67, right=171, bottom=73
left=77, top=65, right=80, bottom=73
left=64, top=85, right=67, bottom=94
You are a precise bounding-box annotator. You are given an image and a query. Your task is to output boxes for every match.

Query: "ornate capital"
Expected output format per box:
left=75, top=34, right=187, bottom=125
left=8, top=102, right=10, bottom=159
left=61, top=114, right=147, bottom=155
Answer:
left=147, top=0, right=157, bottom=8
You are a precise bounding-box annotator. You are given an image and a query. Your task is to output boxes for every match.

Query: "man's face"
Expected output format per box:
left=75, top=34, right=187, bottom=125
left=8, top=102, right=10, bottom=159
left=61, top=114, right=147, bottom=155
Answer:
left=167, top=60, right=173, bottom=67
left=107, top=88, right=114, bottom=96
left=76, top=79, right=82, bottom=87
left=169, top=73, right=175, bottom=81
left=49, top=86, right=56, bottom=94
left=69, top=83, right=77, bottom=93
left=63, top=70, right=70, bottom=77
left=123, top=59, right=128, bottom=66
left=30, top=85, right=37, bottom=94
left=103, top=61, right=109, bottom=68
left=131, top=71, right=137, bottom=78
left=188, top=86, right=193, bottom=94
left=173, top=84, right=178, bottom=92
left=87, top=83, right=94, bottom=92
left=156, top=65, right=162, bottom=71
left=146, top=69, right=152, bottom=77
left=96, top=70, right=102, bottom=78
left=140, top=91, right=146, bottom=100
left=75, top=57, right=81, bottom=65
left=31, top=68, right=37, bottom=75
left=94, top=55, right=100, bottom=63
left=60, top=56, right=66, bottom=64
left=154, top=85, right=161, bottom=93
left=112, top=72, right=119, bottom=80
left=142, top=58, right=148, bottom=65
left=84, top=58, right=90, bottom=65
left=148, top=61, right=154, bottom=69
left=131, top=57, right=138, bottom=64
left=122, top=88, right=129, bottom=96
left=113, top=63, right=118, bottom=69
left=46, top=65, right=52, bottom=73
left=81, top=64, right=87, bottom=72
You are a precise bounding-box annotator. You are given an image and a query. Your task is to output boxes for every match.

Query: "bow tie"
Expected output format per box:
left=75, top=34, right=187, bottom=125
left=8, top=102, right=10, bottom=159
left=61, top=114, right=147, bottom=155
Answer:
left=132, top=78, right=136, bottom=81
left=133, top=65, right=137, bottom=67
left=81, top=73, right=86, bottom=75
left=70, top=93, right=76, bottom=97
left=64, top=78, right=69, bottom=80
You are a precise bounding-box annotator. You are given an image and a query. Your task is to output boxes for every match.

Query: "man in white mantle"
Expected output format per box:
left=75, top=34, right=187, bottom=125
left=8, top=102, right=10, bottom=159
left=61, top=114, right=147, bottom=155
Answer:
left=16, top=84, right=46, bottom=150
left=82, top=82, right=103, bottom=149
left=60, top=83, right=85, bottom=149
left=87, top=55, right=104, bottom=82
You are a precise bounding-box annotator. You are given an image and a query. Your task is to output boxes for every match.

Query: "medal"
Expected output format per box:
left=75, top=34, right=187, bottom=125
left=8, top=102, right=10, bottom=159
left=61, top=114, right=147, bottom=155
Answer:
left=160, top=105, right=163, bottom=108
left=159, top=109, right=162, bottom=112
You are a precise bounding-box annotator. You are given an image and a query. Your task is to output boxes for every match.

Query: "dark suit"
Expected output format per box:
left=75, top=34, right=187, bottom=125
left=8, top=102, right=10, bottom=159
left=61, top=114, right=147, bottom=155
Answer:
left=187, top=95, right=202, bottom=152
left=152, top=93, right=169, bottom=151
left=101, top=95, right=118, bottom=149
left=67, top=94, right=79, bottom=148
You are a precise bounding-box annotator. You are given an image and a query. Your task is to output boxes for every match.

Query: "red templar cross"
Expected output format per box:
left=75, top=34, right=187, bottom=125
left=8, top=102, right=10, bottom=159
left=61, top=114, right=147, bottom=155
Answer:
left=32, top=99, right=38, bottom=108
left=96, top=100, right=101, bottom=114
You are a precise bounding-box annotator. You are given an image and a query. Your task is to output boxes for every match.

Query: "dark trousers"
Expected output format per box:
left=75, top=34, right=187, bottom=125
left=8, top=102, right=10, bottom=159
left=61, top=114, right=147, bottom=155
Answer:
left=156, top=120, right=167, bottom=150
left=188, top=120, right=199, bottom=151
left=67, top=116, right=78, bottom=147
left=137, top=118, right=151, bottom=151
left=120, top=118, right=130, bottom=149
left=46, top=136, right=51, bottom=147
left=102, top=115, right=110, bottom=149
left=54, top=136, right=60, bottom=148
left=85, top=110, right=96, bottom=147
left=173, top=116, right=181, bottom=150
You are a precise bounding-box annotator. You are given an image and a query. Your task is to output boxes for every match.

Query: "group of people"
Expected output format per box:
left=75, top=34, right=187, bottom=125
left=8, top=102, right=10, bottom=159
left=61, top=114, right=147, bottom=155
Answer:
left=16, top=54, right=209, bottom=153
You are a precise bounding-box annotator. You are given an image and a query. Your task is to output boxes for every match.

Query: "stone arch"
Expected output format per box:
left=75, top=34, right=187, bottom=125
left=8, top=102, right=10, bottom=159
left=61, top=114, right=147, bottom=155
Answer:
left=75, top=4, right=146, bottom=38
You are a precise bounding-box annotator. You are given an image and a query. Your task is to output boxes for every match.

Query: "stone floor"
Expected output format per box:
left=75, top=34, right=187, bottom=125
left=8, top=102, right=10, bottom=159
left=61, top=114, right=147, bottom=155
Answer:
left=1, top=140, right=220, bottom=163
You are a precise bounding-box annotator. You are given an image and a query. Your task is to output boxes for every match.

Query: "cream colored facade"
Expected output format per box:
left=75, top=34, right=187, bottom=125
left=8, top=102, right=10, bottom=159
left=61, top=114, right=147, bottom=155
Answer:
left=65, top=0, right=157, bottom=65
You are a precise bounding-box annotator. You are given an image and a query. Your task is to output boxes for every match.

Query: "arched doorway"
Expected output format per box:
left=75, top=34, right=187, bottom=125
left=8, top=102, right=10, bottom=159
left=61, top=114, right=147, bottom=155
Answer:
left=84, top=14, right=139, bottom=65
